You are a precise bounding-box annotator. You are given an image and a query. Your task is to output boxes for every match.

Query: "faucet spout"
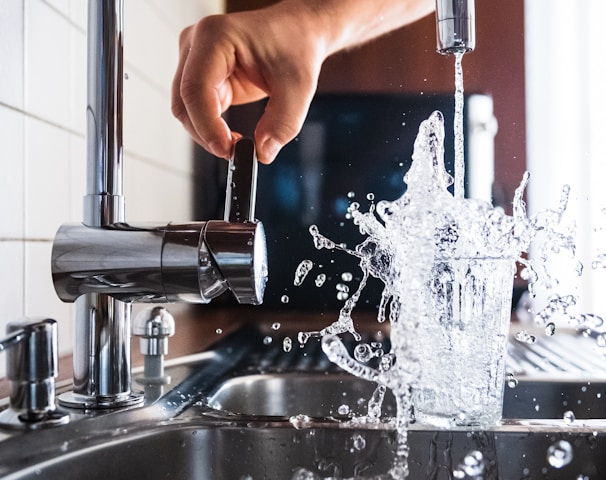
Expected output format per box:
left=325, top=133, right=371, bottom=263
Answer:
left=435, top=0, right=475, bottom=54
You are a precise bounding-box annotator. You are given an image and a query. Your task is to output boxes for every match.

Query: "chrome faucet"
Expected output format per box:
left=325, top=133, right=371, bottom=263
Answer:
left=51, top=0, right=267, bottom=409
left=435, top=0, right=475, bottom=54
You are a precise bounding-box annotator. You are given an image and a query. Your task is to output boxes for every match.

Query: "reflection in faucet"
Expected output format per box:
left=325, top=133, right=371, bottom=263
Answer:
left=52, top=0, right=267, bottom=410
left=435, top=0, right=476, bottom=54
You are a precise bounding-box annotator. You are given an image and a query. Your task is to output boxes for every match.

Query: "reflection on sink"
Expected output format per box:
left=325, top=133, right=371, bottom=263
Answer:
left=1, top=325, right=606, bottom=479
left=207, top=371, right=606, bottom=421
left=208, top=372, right=397, bottom=418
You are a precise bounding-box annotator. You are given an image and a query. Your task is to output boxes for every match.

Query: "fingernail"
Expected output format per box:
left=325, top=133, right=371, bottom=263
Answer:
left=259, top=138, right=282, bottom=164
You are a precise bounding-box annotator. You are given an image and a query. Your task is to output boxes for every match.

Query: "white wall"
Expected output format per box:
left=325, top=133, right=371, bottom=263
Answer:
left=0, top=0, right=223, bottom=377
left=525, top=1, right=606, bottom=321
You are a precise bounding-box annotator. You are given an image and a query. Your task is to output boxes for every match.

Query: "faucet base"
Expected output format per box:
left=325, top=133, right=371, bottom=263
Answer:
left=0, top=407, right=70, bottom=430
left=58, top=391, right=144, bottom=410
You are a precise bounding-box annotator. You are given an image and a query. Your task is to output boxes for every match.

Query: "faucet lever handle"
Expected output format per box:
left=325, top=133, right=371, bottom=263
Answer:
left=224, top=138, right=258, bottom=223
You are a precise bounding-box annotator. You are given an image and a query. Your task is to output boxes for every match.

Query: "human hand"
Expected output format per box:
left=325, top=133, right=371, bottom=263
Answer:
left=171, top=4, right=329, bottom=164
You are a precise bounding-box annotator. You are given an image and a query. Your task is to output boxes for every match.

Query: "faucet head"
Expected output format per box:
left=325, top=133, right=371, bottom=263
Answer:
left=205, top=137, right=268, bottom=305
left=205, top=220, right=268, bottom=305
left=436, top=0, right=475, bottom=54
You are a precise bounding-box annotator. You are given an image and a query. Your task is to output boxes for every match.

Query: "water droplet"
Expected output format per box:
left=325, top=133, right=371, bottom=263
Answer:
left=545, top=322, right=556, bottom=336
left=283, top=336, right=292, bottom=352
left=506, top=372, right=518, bottom=388
left=297, top=331, right=311, bottom=345
left=215, top=328, right=223, bottom=334
left=563, top=410, right=575, bottom=424
left=347, top=191, right=356, bottom=199
left=263, top=336, right=273, bottom=345
left=379, top=353, right=395, bottom=372
left=575, top=261, right=584, bottom=276
left=271, top=322, right=281, bottom=330
left=308, top=224, right=336, bottom=250
left=366, top=192, right=375, bottom=201
left=348, top=202, right=360, bottom=213
left=354, top=343, right=374, bottom=363
left=459, top=450, right=484, bottom=477
left=314, top=273, right=326, bottom=287
left=281, top=295, right=290, bottom=304
left=336, top=291, right=349, bottom=301
left=596, top=334, right=606, bottom=349
left=341, top=272, right=353, bottom=282
left=515, top=330, right=537, bottom=344
left=547, top=440, right=573, bottom=468
left=289, top=414, right=312, bottom=429
left=352, top=433, right=366, bottom=451
left=337, top=404, right=350, bottom=415
left=294, top=259, right=314, bottom=286
left=336, top=283, right=349, bottom=293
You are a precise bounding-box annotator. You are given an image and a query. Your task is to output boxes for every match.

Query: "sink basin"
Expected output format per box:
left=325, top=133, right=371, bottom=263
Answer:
left=3, top=407, right=606, bottom=479
left=1, top=325, right=606, bottom=479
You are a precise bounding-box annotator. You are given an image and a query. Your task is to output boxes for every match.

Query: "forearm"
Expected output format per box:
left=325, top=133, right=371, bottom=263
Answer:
left=274, top=0, right=435, bottom=56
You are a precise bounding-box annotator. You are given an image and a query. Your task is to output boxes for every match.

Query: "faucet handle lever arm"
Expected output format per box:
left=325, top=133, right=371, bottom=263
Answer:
left=224, top=138, right=258, bottom=223
left=0, top=328, right=27, bottom=351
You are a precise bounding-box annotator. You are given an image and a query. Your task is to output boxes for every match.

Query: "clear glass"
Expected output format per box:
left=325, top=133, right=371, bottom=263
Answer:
left=410, top=257, right=515, bottom=427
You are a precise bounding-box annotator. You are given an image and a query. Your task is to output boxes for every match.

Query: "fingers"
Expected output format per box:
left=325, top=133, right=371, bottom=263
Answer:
left=254, top=73, right=317, bottom=164
left=171, top=14, right=321, bottom=164
left=171, top=23, right=234, bottom=159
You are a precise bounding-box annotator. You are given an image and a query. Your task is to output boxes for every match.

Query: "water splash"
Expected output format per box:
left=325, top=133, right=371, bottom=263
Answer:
left=296, top=106, right=580, bottom=477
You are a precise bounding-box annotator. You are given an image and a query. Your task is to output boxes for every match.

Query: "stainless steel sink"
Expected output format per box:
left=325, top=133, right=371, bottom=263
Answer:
left=3, top=406, right=606, bottom=479
left=1, top=325, right=606, bottom=479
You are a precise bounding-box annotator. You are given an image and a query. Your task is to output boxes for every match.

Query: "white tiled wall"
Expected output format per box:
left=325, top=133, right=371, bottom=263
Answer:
left=0, top=0, right=223, bottom=377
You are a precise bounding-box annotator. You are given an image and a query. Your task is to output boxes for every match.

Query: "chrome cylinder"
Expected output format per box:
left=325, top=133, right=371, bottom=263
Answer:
left=436, top=0, right=475, bottom=54
left=5, top=320, right=58, bottom=419
left=86, top=0, right=124, bottom=226
left=70, top=294, right=135, bottom=405
left=52, top=220, right=266, bottom=305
